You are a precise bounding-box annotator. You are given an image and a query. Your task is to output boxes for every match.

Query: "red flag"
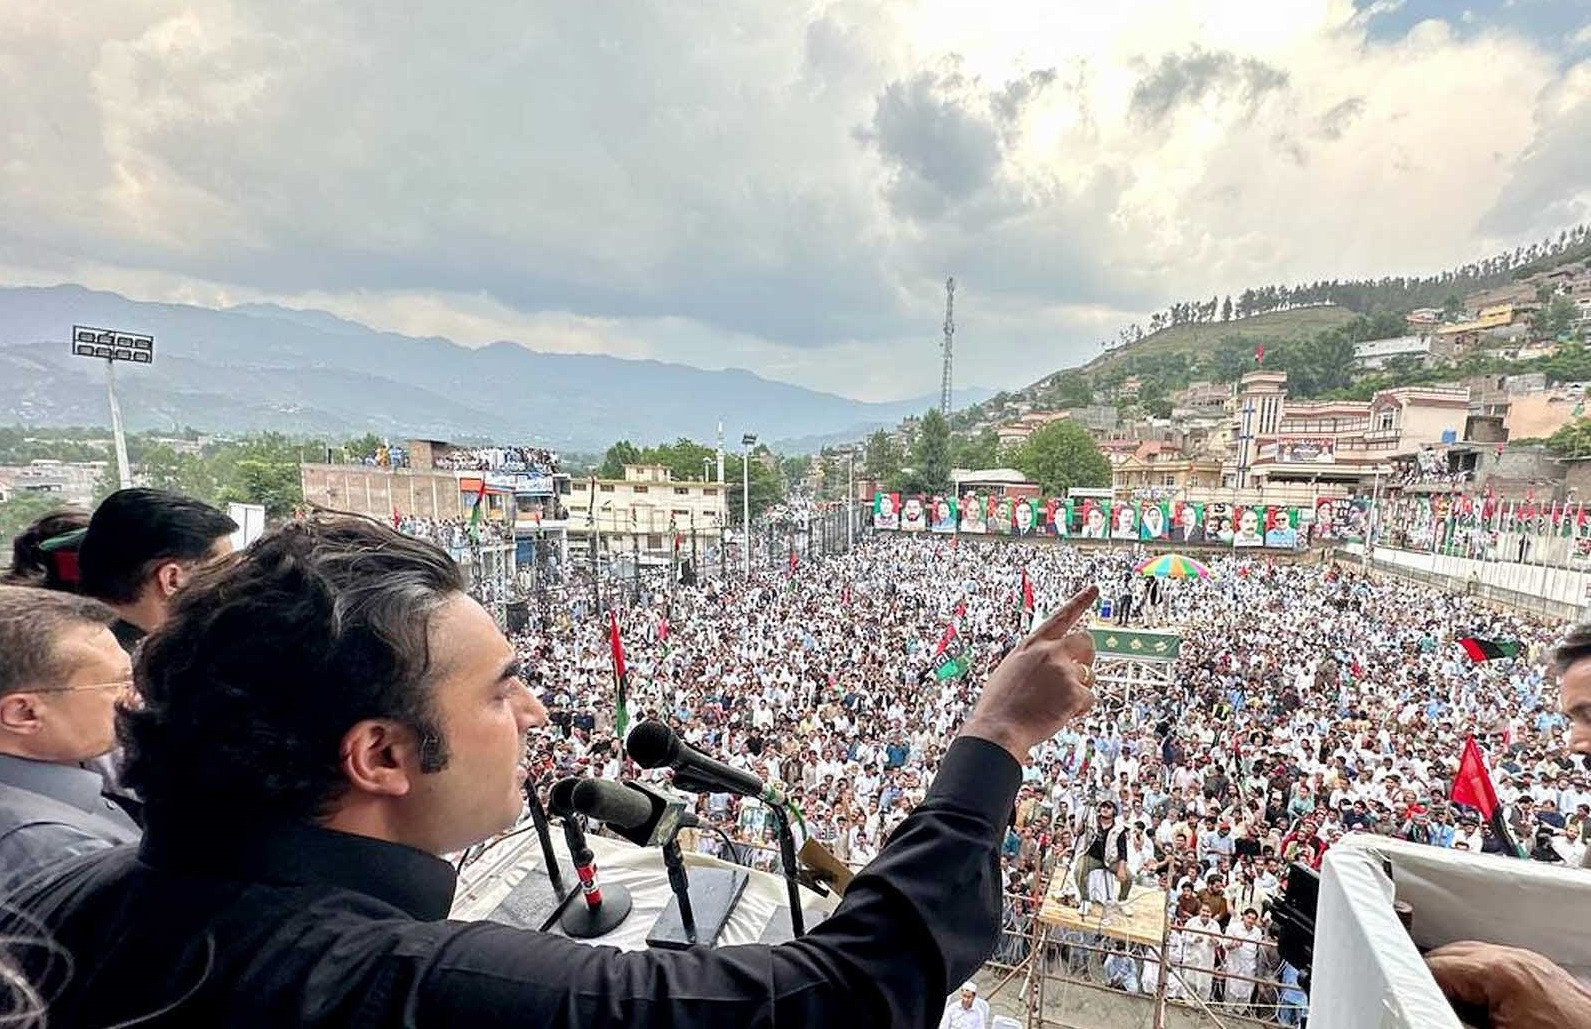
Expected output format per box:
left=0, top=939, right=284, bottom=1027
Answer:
left=658, top=614, right=669, bottom=642
left=789, top=548, right=797, bottom=575
left=1450, top=736, right=1499, bottom=820
left=841, top=585, right=852, bottom=606
left=392, top=508, right=402, bottom=528
left=607, top=610, right=627, bottom=681
left=1021, top=568, right=1035, bottom=613
left=1255, top=345, right=1266, bottom=365
left=933, top=601, right=967, bottom=658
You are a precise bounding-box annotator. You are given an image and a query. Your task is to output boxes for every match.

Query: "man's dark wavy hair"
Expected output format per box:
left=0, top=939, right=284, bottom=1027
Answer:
left=120, top=515, right=466, bottom=823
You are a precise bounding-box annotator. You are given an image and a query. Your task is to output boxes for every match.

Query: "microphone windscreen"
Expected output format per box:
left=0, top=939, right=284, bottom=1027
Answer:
left=549, top=777, right=580, bottom=817
left=571, top=779, right=655, bottom=831
left=626, top=720, right=680, bottom=769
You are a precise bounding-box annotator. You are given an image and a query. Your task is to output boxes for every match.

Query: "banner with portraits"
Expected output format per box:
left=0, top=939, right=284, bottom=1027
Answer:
left=870, top=491, right=1312, bottom=551
left=872, top=492, right=899, bottom=530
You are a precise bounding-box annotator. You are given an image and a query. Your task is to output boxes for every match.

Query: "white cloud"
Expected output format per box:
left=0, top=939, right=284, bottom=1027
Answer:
left=0, top=0, right=1587, bottom=403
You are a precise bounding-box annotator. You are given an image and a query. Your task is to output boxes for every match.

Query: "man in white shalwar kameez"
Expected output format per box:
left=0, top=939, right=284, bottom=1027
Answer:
left=1220, top=908, right=1264, bottom=1013
left=1183, top=904, right=1222, bottom=1002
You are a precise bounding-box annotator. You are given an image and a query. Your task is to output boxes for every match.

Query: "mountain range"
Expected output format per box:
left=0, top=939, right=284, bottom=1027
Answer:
left=0, top=286, right=991, bottom=452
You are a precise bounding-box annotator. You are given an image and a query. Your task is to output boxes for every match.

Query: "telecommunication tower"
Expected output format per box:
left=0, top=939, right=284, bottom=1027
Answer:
left=940, top=277, right=955, bottom=418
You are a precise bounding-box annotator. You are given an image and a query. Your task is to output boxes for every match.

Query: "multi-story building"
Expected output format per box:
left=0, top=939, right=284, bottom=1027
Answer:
left=566, top=464, right=728, bottom=569
left=1222, top=370, right=1472, bottom=489
left=1354, top=335, right=1434, bottom=370
left=995, top=411, right=1070, bottom=449
left=0, top=460, right=108, bottom=507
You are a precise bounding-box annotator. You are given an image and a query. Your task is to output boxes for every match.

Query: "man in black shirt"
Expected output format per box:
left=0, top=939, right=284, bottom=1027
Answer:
left=12, top=517, right=1101, bottom=1027
left=77, top=489, right=237, bottom=655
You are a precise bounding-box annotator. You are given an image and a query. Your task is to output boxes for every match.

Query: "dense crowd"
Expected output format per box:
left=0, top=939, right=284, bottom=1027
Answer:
left=432, top=445, right=559, bottom=475
left=395, top=514, right=514, bottom=550
left=510, top=535, right=1581, bottom=1021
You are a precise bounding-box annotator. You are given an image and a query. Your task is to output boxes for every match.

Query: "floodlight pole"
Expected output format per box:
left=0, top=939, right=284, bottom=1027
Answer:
left=105, top=359, right=133, bottom=489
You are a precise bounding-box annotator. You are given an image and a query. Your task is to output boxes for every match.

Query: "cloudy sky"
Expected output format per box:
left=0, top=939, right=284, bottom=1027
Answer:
left=2, top=1, right=1589, bottom=401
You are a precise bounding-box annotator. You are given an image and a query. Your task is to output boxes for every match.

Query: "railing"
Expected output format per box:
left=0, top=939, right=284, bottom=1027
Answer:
left=698, top=827, right=1303, bottom=1026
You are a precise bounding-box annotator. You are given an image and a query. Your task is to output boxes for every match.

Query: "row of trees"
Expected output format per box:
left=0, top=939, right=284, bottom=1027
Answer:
left=1103, top=224, right=1591, bottom=352
left=862, top=410, right=1110, bottom=497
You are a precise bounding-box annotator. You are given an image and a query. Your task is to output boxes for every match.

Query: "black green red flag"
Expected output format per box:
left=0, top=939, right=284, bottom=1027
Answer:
left=1458, top=637, right=1519, bottom=662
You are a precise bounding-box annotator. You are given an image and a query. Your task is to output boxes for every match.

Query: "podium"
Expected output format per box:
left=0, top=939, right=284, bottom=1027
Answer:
left=452, top=830, right=837, bottom=949
left=1311, top=834, right=1591, bottom=1028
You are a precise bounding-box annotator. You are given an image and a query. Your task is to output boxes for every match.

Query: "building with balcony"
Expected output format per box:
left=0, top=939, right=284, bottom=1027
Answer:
left=1222, top=371, right=1471, bottom=489
left=567, top=464, right=728, bottom=570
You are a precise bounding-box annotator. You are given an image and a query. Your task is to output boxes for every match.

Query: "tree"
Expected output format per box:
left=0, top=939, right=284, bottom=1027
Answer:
left=1221, top=295, right=1233, bottom=322
left=724, top=451, right=783, bottom=526
left=906, top=409, right=952, bottom=494
left=863, top=429, right=904, bottom=482
left=1545, top=418, right=1591, bottom=458
left=951, top=428, right=1001, bottom=471
left=0, top=490, right=75, bottom=565
left=1049, top=373, right=1094, bottom=407
left=1540, top=296, right=1581, bottom=340
left=597, top=441, right=642, bottom=479
left=1009, top=421, right=1111, bottom=495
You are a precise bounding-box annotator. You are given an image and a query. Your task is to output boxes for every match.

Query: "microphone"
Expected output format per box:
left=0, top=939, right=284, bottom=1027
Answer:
left=570, top=779, right=697, bottom=849
left=548, top=777, right=632, bottom=938
left=626, top=720, right=807, bottom=940
left=627, top=720, right=786, bottom=806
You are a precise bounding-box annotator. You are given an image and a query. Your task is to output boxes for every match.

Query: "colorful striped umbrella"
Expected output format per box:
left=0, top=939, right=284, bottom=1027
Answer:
left=1134, top=553, right=1210, bottom=579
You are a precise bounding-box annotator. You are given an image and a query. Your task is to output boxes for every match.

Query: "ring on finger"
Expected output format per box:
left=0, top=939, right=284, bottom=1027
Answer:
left=1077, top=664, right=1095, bottom=687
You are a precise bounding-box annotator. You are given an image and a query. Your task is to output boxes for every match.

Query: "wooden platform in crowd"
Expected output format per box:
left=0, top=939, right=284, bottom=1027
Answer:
left=1037, top=877, right=1168, bottom=948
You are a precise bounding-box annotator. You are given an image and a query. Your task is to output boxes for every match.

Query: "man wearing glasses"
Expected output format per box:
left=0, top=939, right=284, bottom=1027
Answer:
left=0, top=585, right=140, bottom=892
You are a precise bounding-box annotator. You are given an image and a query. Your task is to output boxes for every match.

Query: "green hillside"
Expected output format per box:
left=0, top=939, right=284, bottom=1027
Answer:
left=1079, top=306, right=1354, bottom=376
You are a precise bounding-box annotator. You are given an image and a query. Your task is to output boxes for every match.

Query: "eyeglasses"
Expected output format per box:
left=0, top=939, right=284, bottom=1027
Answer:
left=26, top=678, right=134, bottom=695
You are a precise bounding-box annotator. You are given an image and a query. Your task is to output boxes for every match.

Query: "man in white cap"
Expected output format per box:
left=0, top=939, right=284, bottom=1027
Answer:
left=937, top=981, right=989, bottom=1029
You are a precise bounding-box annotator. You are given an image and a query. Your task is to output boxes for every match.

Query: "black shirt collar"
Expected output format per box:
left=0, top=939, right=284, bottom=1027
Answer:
left=110, top=618, right=146, bottom=654
left=139, top=816, right=457, bottom=921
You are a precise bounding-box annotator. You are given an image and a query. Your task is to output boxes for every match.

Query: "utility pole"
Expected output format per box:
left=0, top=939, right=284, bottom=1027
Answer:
left=940, top=278, right=955, bottom=418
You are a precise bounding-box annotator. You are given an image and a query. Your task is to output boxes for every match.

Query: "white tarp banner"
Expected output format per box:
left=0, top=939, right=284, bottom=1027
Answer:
left=1312, top=834, right=1591, bottom=1029
left=227, top=503, right=267, bottom=551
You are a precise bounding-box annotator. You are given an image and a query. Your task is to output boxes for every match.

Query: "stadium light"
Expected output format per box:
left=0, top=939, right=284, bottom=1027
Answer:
left=70, top=325, right=155, bottom=489
left=741, top=433, right=757, bottom=576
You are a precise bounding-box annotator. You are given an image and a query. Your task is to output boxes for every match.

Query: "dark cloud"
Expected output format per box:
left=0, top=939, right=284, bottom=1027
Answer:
left=1317, top=97, right=1367, bottom=140
left=859, top=64, right=1056, bottom=220
left=859, top=67, right=1002, bottom=218
left=1128, top=48, right=1289, bottom=126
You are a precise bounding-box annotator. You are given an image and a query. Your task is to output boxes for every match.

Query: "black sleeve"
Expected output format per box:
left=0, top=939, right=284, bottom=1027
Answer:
left=416, top=736, right=1022, bottom=1028
left=1114, top=832, right=1129, bottom=864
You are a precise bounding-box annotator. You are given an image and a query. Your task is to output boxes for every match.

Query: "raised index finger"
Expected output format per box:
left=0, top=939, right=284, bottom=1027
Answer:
left=1031, top=585, right=1099, bottom=642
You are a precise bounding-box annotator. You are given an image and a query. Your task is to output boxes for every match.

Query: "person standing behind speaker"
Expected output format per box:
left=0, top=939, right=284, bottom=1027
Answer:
left=77, top=489, right=237, bottom=654
left=0, top=586, right=140, bottom=894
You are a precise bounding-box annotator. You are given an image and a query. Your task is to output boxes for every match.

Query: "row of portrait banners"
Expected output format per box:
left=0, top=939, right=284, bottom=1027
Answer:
left=872, top=493, right=1317, bottom=548
left=874, top=491, right=1591, bottom=555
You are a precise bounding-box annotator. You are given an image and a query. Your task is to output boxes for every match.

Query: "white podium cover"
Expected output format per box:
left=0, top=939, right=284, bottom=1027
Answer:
left=1312, top=834, right=1591, bottom=1029
left=451, top=829, right=838, bottom=950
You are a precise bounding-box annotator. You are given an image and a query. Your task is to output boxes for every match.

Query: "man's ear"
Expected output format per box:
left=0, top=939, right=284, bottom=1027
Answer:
left=153, top=560, right=187, bottom=600
left=0, top=693, right=43, bottom=735
left=339, top=720, right=419, bottom=798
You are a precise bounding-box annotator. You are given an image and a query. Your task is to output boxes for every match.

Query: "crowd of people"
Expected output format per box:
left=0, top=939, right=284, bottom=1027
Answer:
left=3, top=489, right=1588, bottom=1026
left=511, top=534, right=1583, bottom=1022
left=431, top=444, right=560, bottom=475
left=394, top=513, right=515, bottom=550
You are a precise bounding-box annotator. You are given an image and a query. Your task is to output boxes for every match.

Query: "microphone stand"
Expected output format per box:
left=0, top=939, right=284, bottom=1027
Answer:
left=558, top=813, right=634, bottom=938
left=659, top=834, right=698, bottom=944
left=768, top=803, right=806, bottom=937
left=524, top=783, right=566, bottom=896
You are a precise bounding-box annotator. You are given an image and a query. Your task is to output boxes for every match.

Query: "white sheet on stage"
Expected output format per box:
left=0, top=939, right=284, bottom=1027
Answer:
left=1311, top=834, right=1591, bottom=1029
left=451, top=828, right=839, bottom=950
